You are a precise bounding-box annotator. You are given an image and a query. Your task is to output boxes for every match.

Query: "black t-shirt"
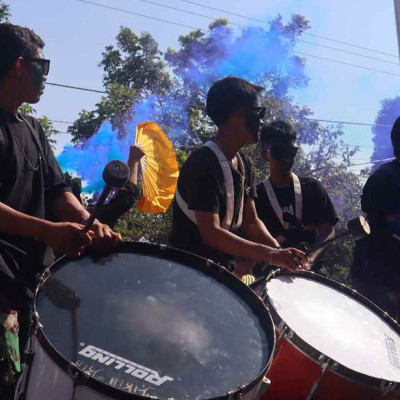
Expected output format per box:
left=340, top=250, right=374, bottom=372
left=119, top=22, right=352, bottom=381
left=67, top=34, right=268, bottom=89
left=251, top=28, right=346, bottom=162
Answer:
left=255, top=176, right=338, bottom=246
left=0, top=110, right=70, bottom=290
left=352, top=160, right=400, bottom=287
left=169, top=144, right=256, bottom=266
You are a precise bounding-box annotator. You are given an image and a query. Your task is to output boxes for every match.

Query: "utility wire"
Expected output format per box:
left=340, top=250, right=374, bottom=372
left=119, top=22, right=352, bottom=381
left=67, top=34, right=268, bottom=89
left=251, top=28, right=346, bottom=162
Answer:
left=74, top=0, right=207, bottom=31
left=46, top=113, right=391, bottom=129
left=172, top=0, right=400, bottom=59
left=306, top=118, right=392, bottom=128
left=46, top=117, right=391, bottom=149
left=74, top=0, right=400, bottom=78
left=47, top=82, right=107, bottom=94
left=296, top=52, right=400, bottom=77
left=136, top=0, right=399, bottom=66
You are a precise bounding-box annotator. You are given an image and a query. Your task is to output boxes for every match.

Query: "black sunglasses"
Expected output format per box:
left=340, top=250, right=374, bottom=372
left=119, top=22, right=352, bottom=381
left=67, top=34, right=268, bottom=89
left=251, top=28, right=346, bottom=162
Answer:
left=252, top=106, right=266, bottom=119
left=25, top=57, right=50, bottom=76
left=267, top=145, right=299, bottom=159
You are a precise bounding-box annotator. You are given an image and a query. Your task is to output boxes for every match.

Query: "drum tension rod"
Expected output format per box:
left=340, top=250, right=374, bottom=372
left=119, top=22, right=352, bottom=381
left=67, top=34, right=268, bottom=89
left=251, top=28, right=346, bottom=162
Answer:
left=380, top=380, right=396, bottom=395
left=305, top=358, right=333, bottom=400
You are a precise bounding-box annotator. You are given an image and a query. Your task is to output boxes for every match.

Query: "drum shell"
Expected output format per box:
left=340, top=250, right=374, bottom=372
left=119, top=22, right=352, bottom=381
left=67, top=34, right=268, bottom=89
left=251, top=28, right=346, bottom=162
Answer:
left=263, top=330, right=400, bottom=400
left=258, top=271, right=400, bottom=400
left=19, top=242, right=275, bottom=400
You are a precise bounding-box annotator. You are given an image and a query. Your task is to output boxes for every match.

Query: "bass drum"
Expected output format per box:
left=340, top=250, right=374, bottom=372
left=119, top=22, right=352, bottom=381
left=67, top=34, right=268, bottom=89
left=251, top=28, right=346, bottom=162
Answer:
left=258, top=270, right=400, bottom=400
left=17, top=242, right=275, bottom=400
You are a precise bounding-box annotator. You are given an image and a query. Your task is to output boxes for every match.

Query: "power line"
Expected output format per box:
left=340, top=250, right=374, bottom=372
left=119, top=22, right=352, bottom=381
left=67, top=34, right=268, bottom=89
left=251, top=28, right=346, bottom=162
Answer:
left=135, top=0, right=399, bottom=66
left=46, top=117, right=392, bottom=149
left=297, top=40, right=398, bottom=66
left=306, top=118, right=391, bottom=128
left=296, top=52, right=400, bottom=78
left=47, top=82, right=106, bottom=94
left=137, top=0, right=242, bottom=28
left=172, top=0, right=400, bottom=59
left=74, top=0, right=207, bottom=31
left=74, top=0, right=400, bottom=78
left=347, top=157, right=395, bottom=167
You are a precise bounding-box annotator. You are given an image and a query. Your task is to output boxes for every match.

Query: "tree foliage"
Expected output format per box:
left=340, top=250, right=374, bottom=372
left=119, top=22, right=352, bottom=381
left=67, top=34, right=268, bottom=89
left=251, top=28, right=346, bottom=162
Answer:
left=0, top=1, right=10, bottom=22
left=69, top=28, right=171, bottom=145
left=19, top=103, right=60, bottom=149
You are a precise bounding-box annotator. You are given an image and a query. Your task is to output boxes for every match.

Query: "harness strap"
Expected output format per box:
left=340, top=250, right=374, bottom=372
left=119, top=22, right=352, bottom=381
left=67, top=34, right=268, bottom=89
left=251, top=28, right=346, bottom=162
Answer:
left=262, top=173, right=302, bottom=231
left=175, top=141, right=245, bottom=231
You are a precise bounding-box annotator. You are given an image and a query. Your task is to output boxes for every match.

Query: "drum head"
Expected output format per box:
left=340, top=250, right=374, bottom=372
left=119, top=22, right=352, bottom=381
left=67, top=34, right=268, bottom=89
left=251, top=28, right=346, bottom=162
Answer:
left=266, top=273, right=400, bottom=382
left=36, top=243, right=273, bottom=399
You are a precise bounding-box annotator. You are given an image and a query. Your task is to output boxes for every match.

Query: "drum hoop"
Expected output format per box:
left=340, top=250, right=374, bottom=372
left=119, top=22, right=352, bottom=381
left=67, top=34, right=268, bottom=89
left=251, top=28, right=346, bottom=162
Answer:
left=264, top=269, right=400, bottom=391
left=33, top=241, right=276, bottom=400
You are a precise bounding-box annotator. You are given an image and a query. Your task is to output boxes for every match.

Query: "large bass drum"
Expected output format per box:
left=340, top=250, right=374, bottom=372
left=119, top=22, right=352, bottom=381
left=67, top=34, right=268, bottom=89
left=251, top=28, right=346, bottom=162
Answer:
left=257, top=270, right=400, bottom=400
left=16, top=242, right=275, bottom=400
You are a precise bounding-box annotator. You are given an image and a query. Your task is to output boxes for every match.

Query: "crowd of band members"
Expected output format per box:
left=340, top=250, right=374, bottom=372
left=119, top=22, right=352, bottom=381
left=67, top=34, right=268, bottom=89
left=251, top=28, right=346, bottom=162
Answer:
left=0, top=22, right=399, bottom=400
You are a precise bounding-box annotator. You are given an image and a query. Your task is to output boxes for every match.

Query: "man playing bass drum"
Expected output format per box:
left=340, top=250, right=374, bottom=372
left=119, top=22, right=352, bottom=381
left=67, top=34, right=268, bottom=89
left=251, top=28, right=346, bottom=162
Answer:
left=169, top=76, right=308, bottom=277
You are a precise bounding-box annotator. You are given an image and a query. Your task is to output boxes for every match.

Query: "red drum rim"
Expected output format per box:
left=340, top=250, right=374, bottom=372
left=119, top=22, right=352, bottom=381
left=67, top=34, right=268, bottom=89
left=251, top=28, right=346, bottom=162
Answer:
left=33, top=241, right=276, bottom=400
left=262, top=269, right=400, bottom=393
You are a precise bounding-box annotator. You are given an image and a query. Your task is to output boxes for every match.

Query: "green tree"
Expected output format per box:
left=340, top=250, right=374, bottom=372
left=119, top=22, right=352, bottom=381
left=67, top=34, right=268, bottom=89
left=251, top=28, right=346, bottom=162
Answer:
left=69, top=28, right=171, bottom=144
left=0, top=1, right=10, bottom=22
left=19, top=103, right=60, bottom=149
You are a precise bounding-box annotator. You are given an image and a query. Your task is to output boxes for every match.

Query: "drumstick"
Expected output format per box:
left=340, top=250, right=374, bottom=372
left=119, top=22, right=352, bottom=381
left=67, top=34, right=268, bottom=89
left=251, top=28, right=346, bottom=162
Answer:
left=84, top=160, right=130, bottom=232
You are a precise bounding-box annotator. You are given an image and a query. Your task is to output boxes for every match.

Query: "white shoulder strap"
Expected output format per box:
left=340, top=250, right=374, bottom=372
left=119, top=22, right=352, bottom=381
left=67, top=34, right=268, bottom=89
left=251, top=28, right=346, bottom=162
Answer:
left=174, top=141, right=239, bottom=231
left=175, top=188, right=197, bottom=225
left=204, top=141, right=234, bottom=230
left=233, top=152, right=245, bottom=230
left=262, top=173, right=302, bottom=230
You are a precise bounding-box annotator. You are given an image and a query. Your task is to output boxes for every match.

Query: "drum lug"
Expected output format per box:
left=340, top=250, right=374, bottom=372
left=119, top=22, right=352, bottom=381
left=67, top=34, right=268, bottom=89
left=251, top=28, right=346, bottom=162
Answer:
left=40, top=268, right=51, bottom=283
left=380, top=380, right=396, bottom=394
left=31, top=312, right=43, bottom=334
left=227, top=385, right=246, bottom=400
left=258, top=376, right=271, bottom=395
left=278, top=321, right=293, bottom=340
left=306, top=358, right=333, bottom=400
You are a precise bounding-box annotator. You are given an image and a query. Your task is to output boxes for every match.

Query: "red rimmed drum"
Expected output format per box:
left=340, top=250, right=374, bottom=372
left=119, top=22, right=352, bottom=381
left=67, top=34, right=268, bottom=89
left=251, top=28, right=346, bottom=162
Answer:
left=258, top=270, right=400, bottom=400
left=16, top=242, right=275, bottom=400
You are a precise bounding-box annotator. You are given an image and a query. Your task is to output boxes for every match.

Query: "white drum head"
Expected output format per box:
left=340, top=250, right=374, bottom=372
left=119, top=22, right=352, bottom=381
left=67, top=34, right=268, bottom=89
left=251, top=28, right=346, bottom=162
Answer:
left=266, top=275, right=400, bottom=381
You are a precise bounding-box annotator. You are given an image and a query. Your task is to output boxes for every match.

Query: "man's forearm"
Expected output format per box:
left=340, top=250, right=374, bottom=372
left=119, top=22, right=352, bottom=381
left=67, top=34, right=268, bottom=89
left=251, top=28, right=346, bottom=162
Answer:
left=0, top=202, right=51, bottom=241
left=52, top=192, right=90, bottom=223
left=202, top=225, right=274, bottom=262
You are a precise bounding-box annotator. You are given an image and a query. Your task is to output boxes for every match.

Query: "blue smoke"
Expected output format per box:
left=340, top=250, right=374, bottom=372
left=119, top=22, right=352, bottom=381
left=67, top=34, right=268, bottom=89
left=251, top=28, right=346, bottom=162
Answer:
left=57, top=121, right=130, bottom=193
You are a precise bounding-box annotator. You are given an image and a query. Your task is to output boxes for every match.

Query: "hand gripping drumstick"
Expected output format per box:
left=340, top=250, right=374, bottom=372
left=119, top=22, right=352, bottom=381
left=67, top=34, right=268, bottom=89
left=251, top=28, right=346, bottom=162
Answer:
left=252, top=216, right=370, bottom=279
left=83, top=160, right=130, bottom=232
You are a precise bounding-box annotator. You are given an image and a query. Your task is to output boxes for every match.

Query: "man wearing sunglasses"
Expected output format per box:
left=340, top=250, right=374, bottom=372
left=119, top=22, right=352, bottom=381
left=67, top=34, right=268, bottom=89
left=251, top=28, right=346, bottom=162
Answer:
left=170, top=76, right=308, bottom=278
left=0, top=23, right=120, bottom=398
left=255, top=120, right=338, bottom=271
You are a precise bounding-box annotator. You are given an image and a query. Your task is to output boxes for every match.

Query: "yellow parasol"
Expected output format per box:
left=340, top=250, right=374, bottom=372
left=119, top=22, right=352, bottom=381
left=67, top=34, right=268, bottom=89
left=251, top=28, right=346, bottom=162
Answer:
left=135, top=121, right=179, bottom=214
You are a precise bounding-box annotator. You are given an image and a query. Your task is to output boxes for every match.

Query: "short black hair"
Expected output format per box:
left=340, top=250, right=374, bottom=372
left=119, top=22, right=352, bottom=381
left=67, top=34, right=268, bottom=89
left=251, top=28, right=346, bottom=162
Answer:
left=260, top=120, right=297, bottom=148
left=391, top=117, right=400, bottom=158
left=0, top=23, right=45, bottom=81
left=206, top=76, right=263, bottom=126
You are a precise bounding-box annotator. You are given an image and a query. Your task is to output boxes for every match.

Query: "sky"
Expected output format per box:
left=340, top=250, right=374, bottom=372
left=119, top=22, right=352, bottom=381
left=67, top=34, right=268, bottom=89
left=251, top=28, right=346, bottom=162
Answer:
left=7, top=0, right=400, bottom=166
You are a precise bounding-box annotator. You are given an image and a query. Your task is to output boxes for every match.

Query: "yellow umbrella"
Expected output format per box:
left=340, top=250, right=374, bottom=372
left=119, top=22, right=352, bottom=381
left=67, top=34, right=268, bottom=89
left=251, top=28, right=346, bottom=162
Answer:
left=135, top=121, right=179, bottom=214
